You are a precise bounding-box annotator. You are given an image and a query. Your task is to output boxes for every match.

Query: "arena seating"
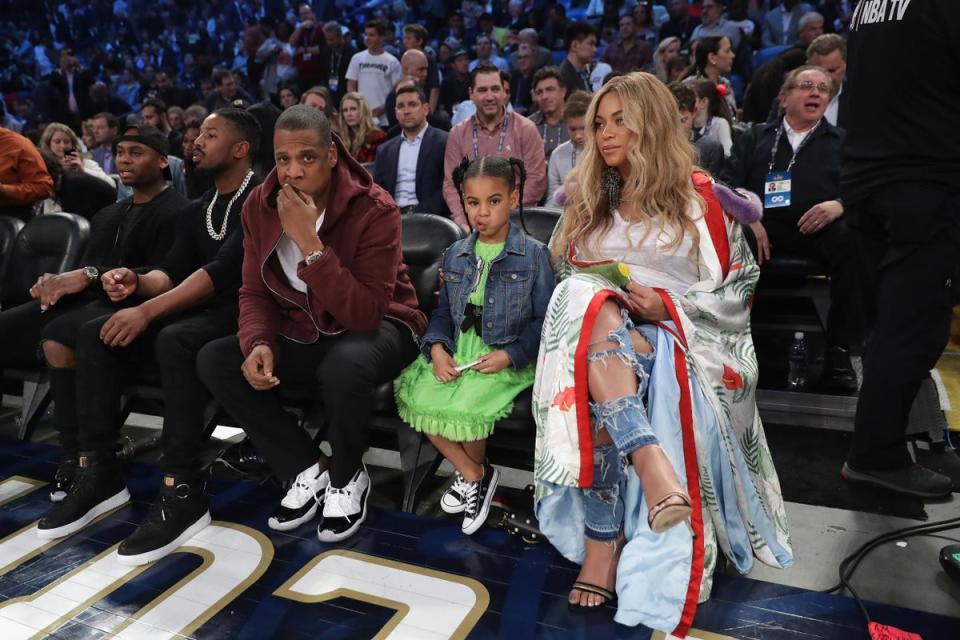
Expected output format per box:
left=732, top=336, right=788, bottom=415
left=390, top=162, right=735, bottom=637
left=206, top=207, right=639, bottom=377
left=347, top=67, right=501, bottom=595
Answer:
left=1, top=212, right=90, bottom=439
left=0, top=217, right=25, bottom=305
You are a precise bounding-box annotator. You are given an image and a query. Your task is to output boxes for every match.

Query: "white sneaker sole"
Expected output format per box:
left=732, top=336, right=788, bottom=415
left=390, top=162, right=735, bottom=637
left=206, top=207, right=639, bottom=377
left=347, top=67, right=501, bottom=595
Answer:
left=37, top=487, right=131, bottom=540
left=116, top=511, right=212, bottom=566
left=268, top=502, right=320, bottom=532
left=462, top=468, right=500, bottom=536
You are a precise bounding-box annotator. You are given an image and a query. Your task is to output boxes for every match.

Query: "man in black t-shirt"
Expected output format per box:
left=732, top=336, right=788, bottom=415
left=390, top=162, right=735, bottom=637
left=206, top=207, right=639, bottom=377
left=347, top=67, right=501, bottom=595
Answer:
left=840, top=0, right=959, bottom=498
left=36, top=109, right=262, bottom=562
left=0, top=126, right=183, bottom=489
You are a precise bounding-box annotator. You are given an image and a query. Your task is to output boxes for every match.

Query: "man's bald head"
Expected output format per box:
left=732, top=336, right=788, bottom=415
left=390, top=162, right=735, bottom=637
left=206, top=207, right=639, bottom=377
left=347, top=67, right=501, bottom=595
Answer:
left=518, top=28, right=539, bottom=46
left=400, top=49, right=429, bottom=85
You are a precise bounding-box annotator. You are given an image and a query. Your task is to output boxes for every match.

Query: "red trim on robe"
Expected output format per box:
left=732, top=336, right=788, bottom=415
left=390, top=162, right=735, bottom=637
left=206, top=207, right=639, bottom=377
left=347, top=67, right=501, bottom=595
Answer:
left=573, top=289, right=625, bottom=488
left=655, top=290, right=705, bottom=639
left=693, top=172, right=731, bottom=282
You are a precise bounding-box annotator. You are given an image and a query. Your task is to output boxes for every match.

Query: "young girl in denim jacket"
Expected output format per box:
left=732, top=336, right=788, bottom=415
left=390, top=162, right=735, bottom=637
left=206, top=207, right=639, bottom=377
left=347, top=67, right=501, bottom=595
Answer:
left=395, top=156, right=555, bottom=535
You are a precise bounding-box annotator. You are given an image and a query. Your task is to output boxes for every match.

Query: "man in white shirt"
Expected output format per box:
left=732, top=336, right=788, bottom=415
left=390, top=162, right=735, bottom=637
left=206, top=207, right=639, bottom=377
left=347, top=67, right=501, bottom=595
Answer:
left=372, top=85, right=449, bottom=216
left=346, top=19, right=402, bottom=127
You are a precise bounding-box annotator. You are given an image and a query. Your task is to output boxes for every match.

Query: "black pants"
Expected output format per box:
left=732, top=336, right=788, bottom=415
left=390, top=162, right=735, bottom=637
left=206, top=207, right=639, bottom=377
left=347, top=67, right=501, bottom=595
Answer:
left=847, top=184, right=960, bottom=470
left=38, top=298, right=139, bottom=455
left=75, top=305, right=238, bottom=478
left=0, top=295, right=103, bottom=370
left=762, top=214, right=865, bottom=348
left=197, top=320, right=419, bottom=487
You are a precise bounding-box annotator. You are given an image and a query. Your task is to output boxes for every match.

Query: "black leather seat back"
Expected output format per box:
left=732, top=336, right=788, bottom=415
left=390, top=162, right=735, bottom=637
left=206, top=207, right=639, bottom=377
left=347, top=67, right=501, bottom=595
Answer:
left=0, top=216, right=25, bottom=274
left=511, top=207, right=562, bottom=246
left=401, top=213, right=464, bottom=317
left=2, top=213, right=90, bottom=307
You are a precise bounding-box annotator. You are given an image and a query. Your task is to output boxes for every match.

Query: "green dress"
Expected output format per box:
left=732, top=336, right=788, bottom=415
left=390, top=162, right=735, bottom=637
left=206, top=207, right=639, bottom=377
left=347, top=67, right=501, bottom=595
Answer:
left=394, top=240, right=535, bottom=441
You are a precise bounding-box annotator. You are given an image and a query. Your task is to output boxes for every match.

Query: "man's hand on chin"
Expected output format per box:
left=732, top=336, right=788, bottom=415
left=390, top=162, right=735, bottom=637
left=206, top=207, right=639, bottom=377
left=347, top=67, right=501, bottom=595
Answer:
left=277, top=183, right=324, bottom=255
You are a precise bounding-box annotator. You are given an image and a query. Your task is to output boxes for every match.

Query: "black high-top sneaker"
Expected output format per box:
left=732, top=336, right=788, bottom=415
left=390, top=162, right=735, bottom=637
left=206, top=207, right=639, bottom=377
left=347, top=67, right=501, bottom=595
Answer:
left=49, top=455, right=78, bottom=503
left=37, top=452, right=130, bottom=540
left=462, top=463, right=500, bottom=535
left=117, top=475, right=211, bottom=566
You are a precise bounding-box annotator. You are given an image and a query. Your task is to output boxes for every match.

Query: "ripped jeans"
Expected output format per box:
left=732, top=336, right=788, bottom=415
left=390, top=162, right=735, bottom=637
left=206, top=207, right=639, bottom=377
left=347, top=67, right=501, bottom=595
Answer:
left=583, top=314, right=658, bottom=542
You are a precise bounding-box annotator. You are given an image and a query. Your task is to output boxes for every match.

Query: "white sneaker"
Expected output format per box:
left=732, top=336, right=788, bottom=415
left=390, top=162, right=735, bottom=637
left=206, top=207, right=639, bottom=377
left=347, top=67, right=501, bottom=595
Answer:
left=268, top=463, right=329, bottom=531
left=440, top=471, right=469, bottom=514
left=462, top=464, right=500, bottom=535
left=317, top=466, right=371, bottom=543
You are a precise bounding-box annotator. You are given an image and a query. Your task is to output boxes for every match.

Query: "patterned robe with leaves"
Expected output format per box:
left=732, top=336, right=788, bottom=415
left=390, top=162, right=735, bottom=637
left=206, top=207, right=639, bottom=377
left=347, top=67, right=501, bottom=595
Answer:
left=533, top=175, right=793, bottom=637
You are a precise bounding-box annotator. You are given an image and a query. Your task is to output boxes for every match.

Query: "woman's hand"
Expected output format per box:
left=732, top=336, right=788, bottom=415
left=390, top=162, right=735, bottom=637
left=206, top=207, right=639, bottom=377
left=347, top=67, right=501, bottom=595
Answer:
left=430, top=343, right=460, bottom=383
left=798, top=199, right=843, bottom=235
left=624, top=282, right=669, bottom=321
left=474, top=350, right=511, bottom=374
left=61, top=152, right=83, bottom=173
left=750, top=221, right=771, bottom=264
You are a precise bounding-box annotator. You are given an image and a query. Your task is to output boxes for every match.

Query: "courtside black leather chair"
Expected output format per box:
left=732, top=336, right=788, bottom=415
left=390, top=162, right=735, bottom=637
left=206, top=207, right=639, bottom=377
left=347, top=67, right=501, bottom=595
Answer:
left=511, top=207, right=561, bottom=246
left=0, top=216, right=25, bottom=300
left=2, top=213, right=90, bottom=439
left=2, top=212, right=90, bottom=308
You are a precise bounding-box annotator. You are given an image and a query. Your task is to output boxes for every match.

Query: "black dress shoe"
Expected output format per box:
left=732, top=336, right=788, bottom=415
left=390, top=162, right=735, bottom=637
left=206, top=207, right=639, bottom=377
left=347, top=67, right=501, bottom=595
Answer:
left=821, top=346, right=859, bottom=393
left=841, top=462, right=954, bottom=498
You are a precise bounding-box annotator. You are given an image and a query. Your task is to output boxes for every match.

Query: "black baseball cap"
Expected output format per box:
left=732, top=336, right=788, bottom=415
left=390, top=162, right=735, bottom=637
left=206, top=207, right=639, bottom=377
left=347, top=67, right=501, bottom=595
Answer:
left=113, top=125, right=173, bottom=179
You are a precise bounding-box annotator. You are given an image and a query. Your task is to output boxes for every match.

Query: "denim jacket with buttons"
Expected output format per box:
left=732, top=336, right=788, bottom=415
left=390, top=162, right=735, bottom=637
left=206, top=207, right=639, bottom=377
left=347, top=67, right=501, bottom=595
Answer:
left=421, top=222, right=555, bottom=369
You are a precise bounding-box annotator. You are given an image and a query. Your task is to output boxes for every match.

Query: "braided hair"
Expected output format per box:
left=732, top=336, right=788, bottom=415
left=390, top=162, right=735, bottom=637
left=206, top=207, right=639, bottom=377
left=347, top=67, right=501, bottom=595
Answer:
left=451, top=155, right=529, bottom=235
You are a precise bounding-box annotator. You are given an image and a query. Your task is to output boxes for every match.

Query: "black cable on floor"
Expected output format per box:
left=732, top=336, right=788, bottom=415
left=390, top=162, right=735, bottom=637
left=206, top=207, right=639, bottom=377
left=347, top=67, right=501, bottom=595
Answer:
left=822, top=514, right=960, bottom=626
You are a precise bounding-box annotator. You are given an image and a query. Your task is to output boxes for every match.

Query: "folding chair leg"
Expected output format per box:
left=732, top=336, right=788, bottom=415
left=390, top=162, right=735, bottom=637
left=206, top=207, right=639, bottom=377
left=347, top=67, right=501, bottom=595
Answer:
left=397, top=426, right=442, bottom=513
left=17, top=377, right=51, bottom=441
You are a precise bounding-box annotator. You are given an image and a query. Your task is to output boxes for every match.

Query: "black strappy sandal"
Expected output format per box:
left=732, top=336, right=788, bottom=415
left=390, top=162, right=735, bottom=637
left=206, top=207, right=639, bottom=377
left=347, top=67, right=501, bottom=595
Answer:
left=567, top=581, right=617, bottom=612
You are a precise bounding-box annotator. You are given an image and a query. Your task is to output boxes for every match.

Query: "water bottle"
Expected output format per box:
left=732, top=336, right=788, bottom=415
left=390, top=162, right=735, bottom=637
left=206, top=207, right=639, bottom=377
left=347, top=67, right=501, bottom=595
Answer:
left=786, top=331, right=809, bottom=391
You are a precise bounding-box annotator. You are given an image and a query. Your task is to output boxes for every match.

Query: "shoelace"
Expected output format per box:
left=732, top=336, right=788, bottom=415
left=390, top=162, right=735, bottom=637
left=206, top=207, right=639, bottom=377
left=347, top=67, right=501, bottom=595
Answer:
left=463, top=480, right=481, bottom=518
left=451, top=472, right=469, bottom=498
left=325, top=487, right=354, bottom=522
left=142, top=491, right=175, bottom=528
left=284, top=474, right=320, bottom=508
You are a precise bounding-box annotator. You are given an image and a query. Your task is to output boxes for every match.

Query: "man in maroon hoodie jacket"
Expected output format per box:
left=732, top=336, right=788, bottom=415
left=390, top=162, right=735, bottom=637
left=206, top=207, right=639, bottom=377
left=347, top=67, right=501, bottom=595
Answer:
left=198, top=105, right=426, bottom=542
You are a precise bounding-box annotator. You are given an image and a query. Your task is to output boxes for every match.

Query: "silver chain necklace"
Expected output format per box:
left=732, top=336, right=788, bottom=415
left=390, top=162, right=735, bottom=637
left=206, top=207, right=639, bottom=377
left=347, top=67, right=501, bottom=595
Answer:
left=205, top=170, right=254, bottom=241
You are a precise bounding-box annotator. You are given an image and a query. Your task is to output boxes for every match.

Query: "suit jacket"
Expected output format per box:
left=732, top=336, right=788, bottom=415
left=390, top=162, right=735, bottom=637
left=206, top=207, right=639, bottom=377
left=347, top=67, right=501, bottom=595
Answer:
left=91, top=146, right=116, bottom=175
left=372, top=125, right=449, bottom=217
left=763, top=3, right=815, bottom=48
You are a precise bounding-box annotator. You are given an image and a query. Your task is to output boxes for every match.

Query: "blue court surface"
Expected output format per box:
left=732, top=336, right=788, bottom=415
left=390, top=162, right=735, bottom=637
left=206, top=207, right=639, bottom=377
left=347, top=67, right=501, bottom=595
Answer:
left=0, top=437, right=957, bottom=639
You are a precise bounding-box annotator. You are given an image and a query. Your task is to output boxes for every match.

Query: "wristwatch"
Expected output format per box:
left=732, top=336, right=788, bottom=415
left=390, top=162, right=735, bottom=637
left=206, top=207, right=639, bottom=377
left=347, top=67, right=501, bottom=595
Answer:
left=304, top=248, right=324, bottom=266
left=82, top=266, right=100, bottom=281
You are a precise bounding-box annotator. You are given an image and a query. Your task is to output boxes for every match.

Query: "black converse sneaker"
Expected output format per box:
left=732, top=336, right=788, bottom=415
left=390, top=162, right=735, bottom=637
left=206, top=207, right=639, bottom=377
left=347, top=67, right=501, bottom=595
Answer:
left=268, top=463, right=329, bottom=531
left=49, top=456, right=78, bottom=503
left=317, top=466, right=370, bottom=543
left=117, top=476, right=211, bottom=566
left=461, top=464, right=500, bottom=535
left=440, top=471, right=469, bottom=514
left=37, top=453, right=130, bottom=540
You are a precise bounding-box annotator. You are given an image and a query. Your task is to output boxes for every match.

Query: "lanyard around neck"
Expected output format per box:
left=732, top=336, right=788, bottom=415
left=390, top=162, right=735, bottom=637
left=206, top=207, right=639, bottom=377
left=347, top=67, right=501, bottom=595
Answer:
left=768, top=118, right=822, bottom=174
left=472, top=112, right=509, bottom=159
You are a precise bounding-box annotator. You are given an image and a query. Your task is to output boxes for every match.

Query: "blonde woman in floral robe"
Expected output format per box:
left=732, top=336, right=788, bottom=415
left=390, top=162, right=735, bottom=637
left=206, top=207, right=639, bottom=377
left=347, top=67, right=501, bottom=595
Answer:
left=533, top=72, right=792, bottom=637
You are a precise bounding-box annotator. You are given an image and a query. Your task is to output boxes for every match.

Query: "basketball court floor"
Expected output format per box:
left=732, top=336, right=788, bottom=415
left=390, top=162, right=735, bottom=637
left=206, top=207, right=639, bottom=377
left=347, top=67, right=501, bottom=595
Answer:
left=0, top=414, right=956, bottom=639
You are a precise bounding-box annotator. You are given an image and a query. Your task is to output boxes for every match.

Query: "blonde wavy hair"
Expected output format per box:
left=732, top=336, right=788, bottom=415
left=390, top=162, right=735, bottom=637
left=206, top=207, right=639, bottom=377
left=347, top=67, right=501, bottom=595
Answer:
left=553, top=71, right=702, bottom=260
left=337, top=92, right=381, bottom=158
left=40, top=122, right=86, bottom=160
